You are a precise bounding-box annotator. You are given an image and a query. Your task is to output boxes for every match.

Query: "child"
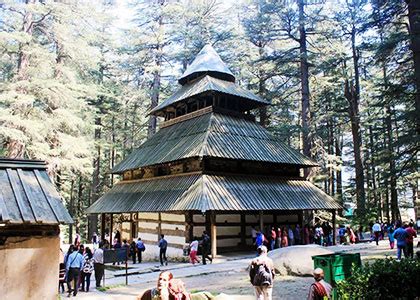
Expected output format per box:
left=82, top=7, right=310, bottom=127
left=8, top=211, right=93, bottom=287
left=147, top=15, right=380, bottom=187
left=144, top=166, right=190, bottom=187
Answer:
left=388, top=228, right=395, bottom=249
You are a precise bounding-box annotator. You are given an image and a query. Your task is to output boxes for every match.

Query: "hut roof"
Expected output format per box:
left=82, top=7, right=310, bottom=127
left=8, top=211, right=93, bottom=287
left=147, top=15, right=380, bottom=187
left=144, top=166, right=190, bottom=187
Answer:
left=150, top=75, right=269, bottom=116
left=178, top=44, right=235, bottom=85
left=86, top=173, right=341, bottom=214
left=0, top=158, right=73, bottom=225
left=111, top=112, right=317, bottom=174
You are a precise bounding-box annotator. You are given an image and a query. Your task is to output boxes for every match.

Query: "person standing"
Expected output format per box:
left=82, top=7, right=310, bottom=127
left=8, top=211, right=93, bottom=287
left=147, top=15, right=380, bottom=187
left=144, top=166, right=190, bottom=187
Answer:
left=288, top=226, right=294, bottom=246
left=307, top=268, right=332, bottom=300
left=394, top=222, right=408, bottom=260
left=249, top=245, right=275, bottom=300
left=294, top=225, right=301, bottom=246
left=405, top=222, right=417, bottom=258
left=158, top=234, right=168, bottom=266
left=91, top=232, right=99, bottom=250
left=388, top=227, right=395, bottom=249
left=256, top=231, right=264, bottom=249
left=66, top=245, right=84, bottom=297
left=93, top=243, right=104, bottom=288
left=201, top=231, right=213, bottom=265
left=81, top=247, right=94, bottom=292
left=136, top=238, right=146, bottom=263
left=189, top=238, right=200, bottom=265
left=372, top=221, right=381, bottom=246
left=130, top=240, right=137, bottom=264
left=251, top=226, right=258, bottom=245
left=270, top=227, right=276, bottom=251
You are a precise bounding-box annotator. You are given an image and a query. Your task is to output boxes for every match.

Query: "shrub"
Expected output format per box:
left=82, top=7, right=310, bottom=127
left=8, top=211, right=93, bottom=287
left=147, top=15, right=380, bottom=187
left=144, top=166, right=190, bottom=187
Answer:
left=336, top=258, right=420, bottom=300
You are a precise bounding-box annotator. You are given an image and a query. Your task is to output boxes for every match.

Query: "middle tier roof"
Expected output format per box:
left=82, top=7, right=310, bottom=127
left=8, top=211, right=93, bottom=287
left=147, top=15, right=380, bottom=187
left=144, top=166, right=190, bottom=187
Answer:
left=112, top=112, right=317, bottom=174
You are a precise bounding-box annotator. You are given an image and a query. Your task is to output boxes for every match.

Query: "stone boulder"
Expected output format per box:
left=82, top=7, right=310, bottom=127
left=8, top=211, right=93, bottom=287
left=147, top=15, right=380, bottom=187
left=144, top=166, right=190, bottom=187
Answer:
left=268, top=245, right=334, bottom=276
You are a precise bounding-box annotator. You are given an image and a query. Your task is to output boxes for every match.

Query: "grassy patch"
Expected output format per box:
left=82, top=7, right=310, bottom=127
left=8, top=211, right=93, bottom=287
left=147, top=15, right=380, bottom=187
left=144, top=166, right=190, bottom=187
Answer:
left=96, top=284, right=125, bottom=292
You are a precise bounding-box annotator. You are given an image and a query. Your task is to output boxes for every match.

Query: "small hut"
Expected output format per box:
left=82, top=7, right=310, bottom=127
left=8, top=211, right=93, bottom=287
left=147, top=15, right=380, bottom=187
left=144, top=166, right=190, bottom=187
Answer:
left=87, top=45, right=341, bottom=257
left=0, top=158, right=72, bottom=300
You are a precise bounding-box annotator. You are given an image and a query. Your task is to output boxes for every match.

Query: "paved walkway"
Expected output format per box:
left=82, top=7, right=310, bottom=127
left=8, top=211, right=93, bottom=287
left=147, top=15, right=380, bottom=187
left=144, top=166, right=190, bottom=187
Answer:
left=60, top=240, right=406, bottom=299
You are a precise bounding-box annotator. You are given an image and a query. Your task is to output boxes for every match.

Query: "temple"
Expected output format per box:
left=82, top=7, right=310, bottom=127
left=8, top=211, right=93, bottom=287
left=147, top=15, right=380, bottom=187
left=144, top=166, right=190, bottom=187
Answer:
left=87, top=45, right=341, bottom=256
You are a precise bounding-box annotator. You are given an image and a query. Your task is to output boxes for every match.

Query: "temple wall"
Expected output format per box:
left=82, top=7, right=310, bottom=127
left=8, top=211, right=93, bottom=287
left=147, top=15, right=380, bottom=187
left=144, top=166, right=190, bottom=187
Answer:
left=0, top=235, right=59, bottom=300
left=136, top=212, right=186, bottom=260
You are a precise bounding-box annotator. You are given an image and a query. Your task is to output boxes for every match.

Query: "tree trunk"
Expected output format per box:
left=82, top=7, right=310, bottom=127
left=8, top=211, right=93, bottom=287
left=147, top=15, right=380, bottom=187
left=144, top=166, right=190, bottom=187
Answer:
left=335, top=137, right=343, bottom=203
left=344, top=27, right=366, bottom=218
left=68, top=179, right=75, bottom=244
left=298, top=0, right=311, bottom=178
left=88, top=98, right=102, bottom=239
left=258, top=44, right=267, bottom=127
left=147, top=0, right=165, bottom=138
left=406, top=0, right=420, bottom=134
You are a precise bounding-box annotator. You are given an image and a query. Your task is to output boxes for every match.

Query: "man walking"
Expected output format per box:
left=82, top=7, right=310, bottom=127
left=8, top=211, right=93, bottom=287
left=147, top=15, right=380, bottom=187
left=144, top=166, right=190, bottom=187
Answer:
left=93, top=242, right=104, bottom=288
left=201, top=231, right=213, bottom=265
left=66, top=245, right=84, bottom=297
left=136, top=237, right=145, bottom=263
left=158, top=234, right=168, bottom=266
left=372, top=221, right=381, bottom=245
left=249, top=245, right=275, bottom=300
left=307, top=268, right=332, bottom=300
left=394, top=221, right=408, bottom=260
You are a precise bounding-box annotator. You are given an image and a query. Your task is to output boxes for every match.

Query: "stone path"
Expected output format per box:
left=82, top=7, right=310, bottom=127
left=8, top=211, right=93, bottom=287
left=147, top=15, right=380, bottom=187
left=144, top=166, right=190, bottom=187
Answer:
left=60, top=239, right=407, bottom=299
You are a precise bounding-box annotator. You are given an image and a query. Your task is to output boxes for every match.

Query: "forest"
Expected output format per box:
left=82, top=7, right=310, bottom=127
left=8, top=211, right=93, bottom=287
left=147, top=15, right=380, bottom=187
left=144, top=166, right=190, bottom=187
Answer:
left=0, top=0, right=418, bottom=240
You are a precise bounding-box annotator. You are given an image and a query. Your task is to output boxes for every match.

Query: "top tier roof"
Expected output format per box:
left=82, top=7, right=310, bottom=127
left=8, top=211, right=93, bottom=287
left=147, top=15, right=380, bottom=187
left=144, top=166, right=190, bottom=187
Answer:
left=178, top=44, right=235, bottom=85
left=151, top=45, right=269, bottom=116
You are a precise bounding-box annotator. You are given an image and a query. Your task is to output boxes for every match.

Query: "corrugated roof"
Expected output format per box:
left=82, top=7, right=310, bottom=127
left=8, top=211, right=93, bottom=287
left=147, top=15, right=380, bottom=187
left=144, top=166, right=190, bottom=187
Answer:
left=87, top=173, right=341, bottom=214
left=111, top=112, right=317, bottom=173
left=150, top=75, right=269, bottom=115
left=0, top=159, right=73, bottom=225
left=178, top=44, right=235, bottom=85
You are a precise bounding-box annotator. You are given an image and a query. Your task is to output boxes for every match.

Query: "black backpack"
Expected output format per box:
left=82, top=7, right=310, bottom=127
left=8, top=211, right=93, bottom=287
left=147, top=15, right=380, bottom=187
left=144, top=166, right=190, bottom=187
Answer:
left=253, top=263, right=273, bottom=286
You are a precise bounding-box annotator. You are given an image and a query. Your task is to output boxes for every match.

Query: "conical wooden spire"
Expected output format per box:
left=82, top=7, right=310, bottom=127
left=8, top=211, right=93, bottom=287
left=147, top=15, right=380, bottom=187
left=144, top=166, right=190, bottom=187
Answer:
left=178, top=44, right=235, bottom=85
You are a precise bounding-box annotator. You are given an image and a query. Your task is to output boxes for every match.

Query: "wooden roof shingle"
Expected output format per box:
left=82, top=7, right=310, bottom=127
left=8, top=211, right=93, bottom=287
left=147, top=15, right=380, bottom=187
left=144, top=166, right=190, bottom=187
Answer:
left=111, top=112, right=317, bottom=174
left=0, top=159, right=73, bottom=225
left=86, top=173, right=341, bottom=214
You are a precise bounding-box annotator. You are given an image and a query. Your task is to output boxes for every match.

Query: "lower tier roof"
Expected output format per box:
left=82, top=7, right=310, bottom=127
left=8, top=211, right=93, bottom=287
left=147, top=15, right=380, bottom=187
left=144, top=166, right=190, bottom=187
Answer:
left=87, top=173, right=341, bottom=214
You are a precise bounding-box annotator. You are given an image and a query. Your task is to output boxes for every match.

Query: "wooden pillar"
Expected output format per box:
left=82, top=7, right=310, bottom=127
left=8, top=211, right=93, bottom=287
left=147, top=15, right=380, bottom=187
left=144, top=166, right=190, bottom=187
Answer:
left=110, top=213, right=113, bottom=246
left=158, top=212, right=162, bottom=241
left=259, top=210, right=264, bottom=232
left=185, top=212, right=193, bottom=243
left=332, top=210, right=337, bottom=246
left=210, top=211, right=217, bottom=258
left=101, top=213, right=106, bottom=242
left=240, top=213, right=246, bottom=246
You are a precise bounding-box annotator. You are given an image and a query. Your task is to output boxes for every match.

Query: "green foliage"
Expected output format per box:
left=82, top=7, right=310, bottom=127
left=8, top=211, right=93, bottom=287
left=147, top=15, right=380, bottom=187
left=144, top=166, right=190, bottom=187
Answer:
left=337, top=258, right=420, bottom=300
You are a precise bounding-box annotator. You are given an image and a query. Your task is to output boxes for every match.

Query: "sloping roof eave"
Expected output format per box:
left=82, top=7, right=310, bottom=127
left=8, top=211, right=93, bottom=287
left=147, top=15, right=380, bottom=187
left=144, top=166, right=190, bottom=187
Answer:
left=86, top=174, right=342, bottom=214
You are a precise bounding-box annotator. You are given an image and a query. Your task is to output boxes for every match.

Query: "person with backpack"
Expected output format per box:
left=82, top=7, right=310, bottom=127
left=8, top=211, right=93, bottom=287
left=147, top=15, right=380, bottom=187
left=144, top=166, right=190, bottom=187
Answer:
left=307, top=268, right=332, bottom=300
left=249, top=245, right=275, bottom=300
left=136, top=237, right=146, bottom=263
left=158, top=234, right=168, bottom=266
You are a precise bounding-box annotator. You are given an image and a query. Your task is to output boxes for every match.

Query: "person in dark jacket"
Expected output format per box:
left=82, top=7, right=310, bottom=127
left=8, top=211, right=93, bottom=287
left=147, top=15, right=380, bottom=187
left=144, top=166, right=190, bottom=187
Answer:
left=158, top=234, right=168, bottom=266
left=201, top=231, right=213, bottom=265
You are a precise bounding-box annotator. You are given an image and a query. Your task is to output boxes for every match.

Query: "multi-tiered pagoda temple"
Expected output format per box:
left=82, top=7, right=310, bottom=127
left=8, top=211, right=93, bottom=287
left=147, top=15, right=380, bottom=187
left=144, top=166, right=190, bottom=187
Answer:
left=87, top=45, right=341, bottom=256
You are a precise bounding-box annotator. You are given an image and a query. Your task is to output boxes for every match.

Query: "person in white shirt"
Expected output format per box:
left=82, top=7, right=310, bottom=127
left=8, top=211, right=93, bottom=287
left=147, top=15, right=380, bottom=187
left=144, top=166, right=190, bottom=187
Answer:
left=93, top=243, right=104, bottom=288
left=189, top=238, right=200, bottom=265
left=372, top=221, right=381, bottom=245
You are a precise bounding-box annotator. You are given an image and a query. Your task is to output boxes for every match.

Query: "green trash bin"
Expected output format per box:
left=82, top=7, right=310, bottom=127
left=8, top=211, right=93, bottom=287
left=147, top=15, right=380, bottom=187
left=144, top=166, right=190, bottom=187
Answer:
left=312, top=252, right=362, bottom=299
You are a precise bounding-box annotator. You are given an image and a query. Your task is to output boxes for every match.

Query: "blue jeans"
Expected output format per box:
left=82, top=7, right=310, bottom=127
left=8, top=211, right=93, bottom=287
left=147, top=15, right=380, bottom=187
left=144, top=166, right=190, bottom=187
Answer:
left=270, top=240, right=275, bottom=250
left=397, top=245, right=407, bottom=260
